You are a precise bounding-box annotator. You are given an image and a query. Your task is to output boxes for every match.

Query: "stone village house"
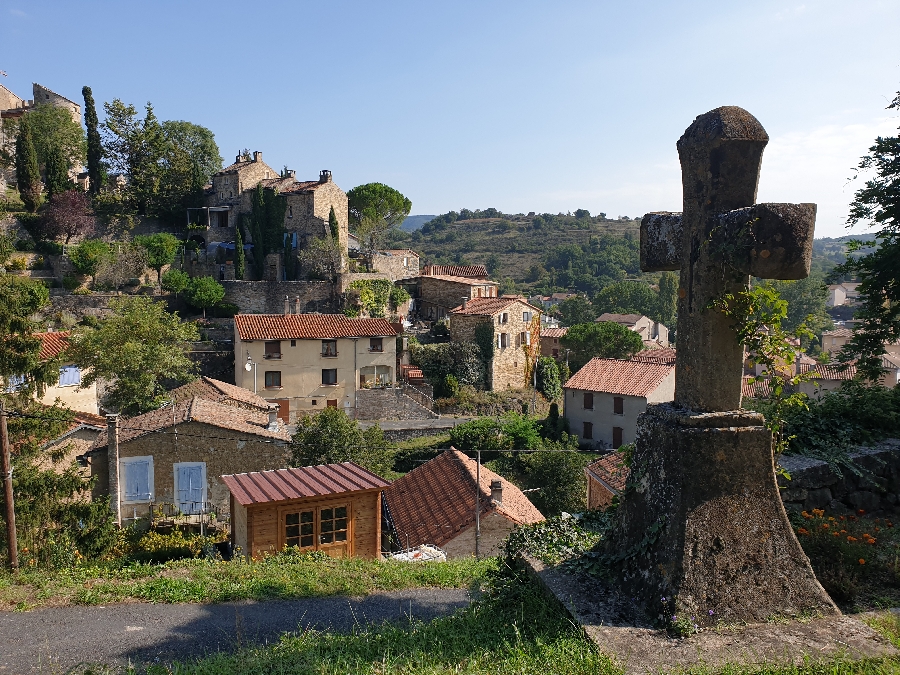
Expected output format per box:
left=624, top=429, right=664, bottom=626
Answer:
left=233, top=313, right=402, bottom=423
left=383, top=449, right=544, bottom=558
left=585, top=451, right=628, bottom=510
left=563, top=349, right=675, bottom=449
left=449, top=296, right=542, bottom=390
left=87, top=396, right=290, bottom=526
left=410, top=274, right=499, bottom=323
left=595, top=312, right=670, bottom=349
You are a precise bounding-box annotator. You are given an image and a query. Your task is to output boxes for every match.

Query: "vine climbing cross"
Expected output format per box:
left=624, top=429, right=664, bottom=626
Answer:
left=640, top=106, right=816, bottom=412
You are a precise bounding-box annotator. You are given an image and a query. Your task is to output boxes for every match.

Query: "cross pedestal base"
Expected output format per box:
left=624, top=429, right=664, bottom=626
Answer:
left=612, top=403, right=837, bottom=624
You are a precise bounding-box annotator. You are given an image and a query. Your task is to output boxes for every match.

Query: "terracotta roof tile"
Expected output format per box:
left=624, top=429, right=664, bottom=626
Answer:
left=541, top=328, right=568, bottom=339
left=383, top=449, right=543, bottom=549
left=596, top=313, right=644, bottom=325
left=420, top=274, right=498, bottom=286
left=222, top=463, right=390, bottom=506
left=823, top=328, right=855, bottom=338
left=91, top=397, right=289, bottom=450
left=34, top=331, right=70, bottom=360
left=234, top=314, right=398, bottom=341
left=798, top=363, right=857, bottom=380
left=450, top=296, right=540, bottom=316
left=422, top=264, right=488, bottom=278
left=563, top=358, right=674, bottom=397
left=631, top=347, right=676, bottom=366
left=169, top=377, right=272, bottom=411
left=586, top=452, right=628, bottom=494
left=741, top=376, right=773, bottom=398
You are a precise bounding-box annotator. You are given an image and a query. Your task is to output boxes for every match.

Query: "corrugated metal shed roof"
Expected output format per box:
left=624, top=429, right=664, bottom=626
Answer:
left=222, top=462, right=390, bottom=506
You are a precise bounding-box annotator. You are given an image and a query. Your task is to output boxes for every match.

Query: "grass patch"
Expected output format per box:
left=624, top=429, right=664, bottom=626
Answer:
left=0, top=550, right=495, bottom=610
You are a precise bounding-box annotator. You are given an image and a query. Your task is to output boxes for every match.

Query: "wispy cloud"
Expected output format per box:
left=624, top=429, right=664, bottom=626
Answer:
left=775, top=4, right=807, bottom=21
left=9, top=8, right=27, bottom=17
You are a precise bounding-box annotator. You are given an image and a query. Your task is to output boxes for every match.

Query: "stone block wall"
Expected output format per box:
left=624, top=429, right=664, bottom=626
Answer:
left=220, top=280, right=334, bottom=314
left=356, top=388, right=439, bottom=421
left=778, top=439, right=900, bottom=514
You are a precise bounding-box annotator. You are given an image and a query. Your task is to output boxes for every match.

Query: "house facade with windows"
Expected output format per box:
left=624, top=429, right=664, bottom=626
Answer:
left=415, top=274, right=500, bottom=323
left=88, top=397, right=290, bottom=525
left=540, top=327, right=568, bottom=359
left=222, top=463, right=389, bottom=560
left=233, top=313, right=399, bottom=422
left=449, top=296, right=541, bottom=390
left=595, top=313, right=670, bottom=348
left=563, top=355, right=675, bottom=449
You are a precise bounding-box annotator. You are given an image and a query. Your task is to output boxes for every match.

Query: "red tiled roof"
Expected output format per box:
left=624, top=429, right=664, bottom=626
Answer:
left=222, top=463, right=390, bottom=506
left=631, top=347, right=676, bottom=366
left=234, top=314, right=398, bottom=341
left=91, top=397, right=289, bottom=450
left=420, top=274, right=498, bottom=286
left=280, top=181, right=325, bottom=194
left=563, top=357, right=674, bottom=397
left=798, top=363, right=857, bottom=380
left=823, top=328, right=855, bottom=338
left=450, top=296, right=539, bottom=316
left=169, top=377, right=272, bottom=411
left=596, top=313, right=644, bottom=326
left=541, top=327, right=568, bottom=339
left=586, top=452, right=628, bottom=494
left=741, top=376, right=773, bottom=399
left=384, top=449, right=543, bottom=549
left=35, top=331, right=71, bottom=360
left=422, top=264, right=488, bottom=279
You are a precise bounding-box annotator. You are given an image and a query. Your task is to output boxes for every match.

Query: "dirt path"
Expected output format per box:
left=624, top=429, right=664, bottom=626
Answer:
left=0, top=588, right=471, bottom=673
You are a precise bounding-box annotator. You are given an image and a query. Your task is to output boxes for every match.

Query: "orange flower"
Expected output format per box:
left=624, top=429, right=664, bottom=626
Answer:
left=832, top=532, right=841, bottom=537
left=829, top=517, right=836, bottom=522
left=802, top=511, right=812, bottom=519
left=859, top=559, right=866, bottom=565
left=822, top=523, right=830, bottom=529
left=847, top=536, right=858, bottom=542
left=888, top=522, right=894, bottom=528
left=840, top=516, right=846, bottom=521
left=858, top=509, right=866, bottom=515
left=868, top=539, right=877, bottom=545
left=840, top=529, right=847, bottom=534
left=797, top=528, right=810, bottom=535
left=813, top=509, right=825, bottom=517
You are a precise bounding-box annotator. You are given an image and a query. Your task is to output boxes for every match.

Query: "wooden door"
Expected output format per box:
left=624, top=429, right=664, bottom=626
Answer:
left=612, top=426, right=623, bottom=449
left=269, top=398, right=290, bottom=423
left=318, top=504, right=350, bottom=558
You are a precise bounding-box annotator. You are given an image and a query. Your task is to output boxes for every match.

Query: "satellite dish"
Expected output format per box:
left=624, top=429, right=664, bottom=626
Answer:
left=244, top=362, right=252, bottom=372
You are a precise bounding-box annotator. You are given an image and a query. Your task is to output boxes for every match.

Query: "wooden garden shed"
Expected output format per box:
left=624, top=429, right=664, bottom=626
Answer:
left=221, top=463, right=390, bottom=560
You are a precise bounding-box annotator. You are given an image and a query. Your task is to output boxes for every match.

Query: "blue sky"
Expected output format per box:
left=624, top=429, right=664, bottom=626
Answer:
left=2, top=0, right=898, bottom=236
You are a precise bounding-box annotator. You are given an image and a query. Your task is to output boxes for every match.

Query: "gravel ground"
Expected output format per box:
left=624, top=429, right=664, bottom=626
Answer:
left=0, top=588, right=472, bottom=673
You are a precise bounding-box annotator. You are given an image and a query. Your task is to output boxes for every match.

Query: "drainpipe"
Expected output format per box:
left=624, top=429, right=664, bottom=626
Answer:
left=106, top=414, right=121, bottom=527
left=352, top=337, right=359, bottom=418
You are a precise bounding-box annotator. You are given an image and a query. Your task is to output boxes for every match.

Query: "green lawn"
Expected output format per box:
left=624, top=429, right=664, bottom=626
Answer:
left=0, top=550, right=494, bottom=610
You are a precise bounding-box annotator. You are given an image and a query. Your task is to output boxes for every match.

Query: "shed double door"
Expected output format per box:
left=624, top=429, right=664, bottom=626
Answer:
left=280, top=502, right=351, bottom=558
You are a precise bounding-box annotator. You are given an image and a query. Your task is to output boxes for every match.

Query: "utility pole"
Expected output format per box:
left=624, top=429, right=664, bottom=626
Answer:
left=474, top=447, right=481, bottom=558
left=0, top=400, right=18, bottom=571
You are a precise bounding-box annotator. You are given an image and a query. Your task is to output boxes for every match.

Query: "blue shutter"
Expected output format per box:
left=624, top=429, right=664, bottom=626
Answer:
left=58, top=366, right=81, bottom=387
left=4, top=374, right=24, bottom=393
left=177, top=465, right=204, bottom=514
left=124, top=460, right=151, bottom=501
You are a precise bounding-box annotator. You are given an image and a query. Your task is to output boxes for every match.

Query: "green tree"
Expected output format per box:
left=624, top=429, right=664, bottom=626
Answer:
left=235, top=226, right=246, bottom=280
left=291, top=407, right=393, bottom=477
left=535, top=356, right=562, bottom=401
left=0, top=275, right=58, bottom=398
left=656, top=271, right=678, bottom=327
left=185, top=276, right=225, bottom=318
left=161, top=269, right=189, bottom=297
left=486, top=253, right=501, bottom=276
left=556, top=295, right=595, bottom=327
left=561, top=321, right=644, bottom=371
left=347, top=183, right=411, bottom=257
left=44, top=144, right=72, bottom=198
left=26, top=103, right=86, bottom=178
left=760, top=273, right=833, bottom=338
left=518, top=446, right=587, bottom=517
left=328, top=205, right=340, bottom=240
left=70, top=296, right=199, bottom=415
left=160, top=120, right=223, bottom=184
left=82, top=86, right=106, bottom=195
left=594, top=280, right=657, bottom=319
left=15, top=116, right=42, bottom=213
left=832, top=92, right=900, bottom=379
left=136, top=233, right=181, bottom=283
left=68, top=239, right=111, bottom=283
left=248, top=185, right=286, bottom=278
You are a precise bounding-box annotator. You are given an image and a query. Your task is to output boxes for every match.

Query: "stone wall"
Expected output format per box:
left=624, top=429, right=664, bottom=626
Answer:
left=220, top=280, right=335, bottom=314
left=371, top=250, right=420, bottom=282
left=778, top=439, right=900, bottom=514
left=355, top=388, right=438, bottom=421
left=47, top=291, right=121, bottom=319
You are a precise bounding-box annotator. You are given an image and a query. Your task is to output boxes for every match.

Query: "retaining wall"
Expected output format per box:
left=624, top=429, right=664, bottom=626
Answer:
left=220, top=280, right=335, bottom=314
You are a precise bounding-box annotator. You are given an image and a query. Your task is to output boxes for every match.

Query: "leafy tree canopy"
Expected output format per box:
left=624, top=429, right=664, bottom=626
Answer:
left=593, top=281, right=658, bottom=320
left=347, top=183, right=411, bottom=255
left=185, top=276, right=225, bottom=318
left=161, top=269, right=189, bottom=296
left=25, top=103, right=86, bottom=174
left=136, top=233, right=181, bottom=282
left=291, top=407, right=392, bottom=477
left=70, top=296, right=199, bottom=415
left=560, top=321, right=644, bottom=371
left=556, top=295, right=595, bottom=327
left=0, top=275, right=57, bottom=398
left=37, top=191, right=95, bottom=244
left=68, top=239, right=111, bottom=280
left=160, top=120, right=224, bottom=184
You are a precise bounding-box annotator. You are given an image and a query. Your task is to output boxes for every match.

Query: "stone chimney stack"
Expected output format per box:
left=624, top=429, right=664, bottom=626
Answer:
left=284, top=296, right=290, bottom=315
left=286, top=169, right=296, bottom=179
left=267, top=406, right=280, bottom=431
left=319, top=169, right=332, bottom=184
left=235, top=153, right=243, bottom=164
left=106, top=414, right=121, bottom=526
left=490, top=479, right=503, bottom=506
left=253, top=151, right=262, bottom=163
left=294, top=296, right=301, bottom=314
left=461, top=297, right=468, bottom=310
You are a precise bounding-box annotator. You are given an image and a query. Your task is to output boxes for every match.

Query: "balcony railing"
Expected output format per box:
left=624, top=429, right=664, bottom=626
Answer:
left=263, top=353, right=282, bottom=360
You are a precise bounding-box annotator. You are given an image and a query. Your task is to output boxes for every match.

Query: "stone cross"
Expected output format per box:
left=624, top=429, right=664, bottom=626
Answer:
left=641, top=106, right=816, bottom=412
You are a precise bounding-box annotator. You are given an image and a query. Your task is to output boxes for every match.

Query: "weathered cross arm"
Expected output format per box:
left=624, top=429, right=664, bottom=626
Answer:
left=640, top=203, right=816, bottom=280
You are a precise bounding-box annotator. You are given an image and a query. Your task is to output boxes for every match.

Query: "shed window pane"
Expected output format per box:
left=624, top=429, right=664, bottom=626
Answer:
left=286, top=509, right=315, bottom=549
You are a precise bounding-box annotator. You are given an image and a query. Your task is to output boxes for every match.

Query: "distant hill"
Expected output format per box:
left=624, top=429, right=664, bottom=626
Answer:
left=400, top=215, right=436, bottom=232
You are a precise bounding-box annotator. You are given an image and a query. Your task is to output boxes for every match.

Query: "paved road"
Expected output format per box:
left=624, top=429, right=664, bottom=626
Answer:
left=0, top=588, right=471, bottom=673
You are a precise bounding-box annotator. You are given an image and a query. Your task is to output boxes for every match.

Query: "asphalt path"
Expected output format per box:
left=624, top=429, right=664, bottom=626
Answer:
left=0, top=588, right=471, bottom=673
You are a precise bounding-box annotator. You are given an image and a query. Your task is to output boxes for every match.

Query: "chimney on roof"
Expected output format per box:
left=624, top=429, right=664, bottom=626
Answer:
left=267, top=406, right=280, bottom=431
left=253, top=151, right=262, bottom=163
left=235, top=153, right=243, bottom=163
left=461, top=297, right=468, bottom=310
left=490, top=479, right=503, bottom=506
left=294, top=296, right=301, bottom=314
left=319, top=169, right=332, bottom=184
left=285, top=296, right=291, bottom=315
left=286, top=169, right=296, bottom=179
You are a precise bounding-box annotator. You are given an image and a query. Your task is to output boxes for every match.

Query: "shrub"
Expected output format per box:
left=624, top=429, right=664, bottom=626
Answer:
left=7, top=256, right=27, bottom=271
left=35, top=240, right=64, bottom=256
left=72, top=287, right=92, bottom=295
left=208, top=301, right=239, bottom=318
left=15, top=239, right=34, bottom=252
left=129, top=529, right=226, bottom=564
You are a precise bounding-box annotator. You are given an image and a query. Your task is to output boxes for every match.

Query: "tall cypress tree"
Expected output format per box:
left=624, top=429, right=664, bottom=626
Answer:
left=45, top=145, right=72, bottom=198
left=328, top=205, right=340, bottom=239
left=82, top=86, right=105, bottom=195
left=235, top=225, right=246, bottom=280
left=15, top=116, right=42, bottom=213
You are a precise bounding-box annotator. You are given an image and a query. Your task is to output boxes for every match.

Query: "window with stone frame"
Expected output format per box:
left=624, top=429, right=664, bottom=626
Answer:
left=583, top=392, right=594, bottom=410
left=265, top=371, right=282, bottom=388
left=322, top=368, right=338, bottom=385
left=322, top=340, right=338, bottom=357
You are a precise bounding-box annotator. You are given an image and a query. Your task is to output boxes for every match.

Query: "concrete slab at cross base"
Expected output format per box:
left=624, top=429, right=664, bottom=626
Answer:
left=611, top=403, right=837, bottom=622
left=522, top=556, right=897, bottom=675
